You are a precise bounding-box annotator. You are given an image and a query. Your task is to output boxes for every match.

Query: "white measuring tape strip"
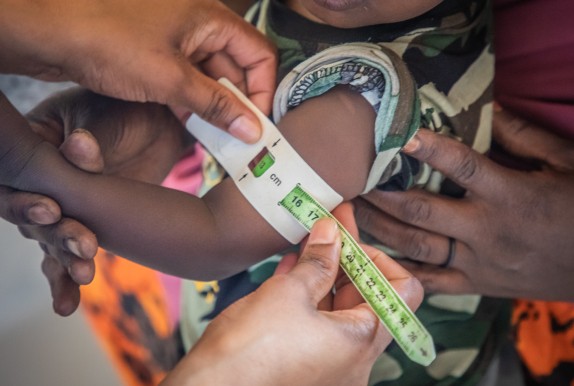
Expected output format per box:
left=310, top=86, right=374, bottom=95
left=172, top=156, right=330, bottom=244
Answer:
left=186, top=78, right=435, bottom=366
left=186, top=78, right=343, bottom=244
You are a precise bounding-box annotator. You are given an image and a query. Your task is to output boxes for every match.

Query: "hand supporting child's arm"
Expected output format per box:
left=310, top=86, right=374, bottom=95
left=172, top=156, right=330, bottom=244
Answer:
left=1, top=88, right=191, bottom=316
left=0, top=86, right=375, bottom=280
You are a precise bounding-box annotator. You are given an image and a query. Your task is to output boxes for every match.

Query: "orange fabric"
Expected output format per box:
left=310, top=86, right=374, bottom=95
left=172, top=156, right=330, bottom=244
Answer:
left=513, top=300, right=574, bottom=384
left=80, top=249, right=179, bottom=386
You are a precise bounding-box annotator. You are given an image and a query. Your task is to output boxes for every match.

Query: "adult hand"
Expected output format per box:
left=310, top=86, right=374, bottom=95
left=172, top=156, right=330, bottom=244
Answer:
left=0, top=130, right=100, bottom=316
left=0, top=0, right=277, bottom=142
left=161, top=216, right=423, bottom=386
left=0, top=88, right=188, bottom=315
left=354, top=107, right=574, bottom=301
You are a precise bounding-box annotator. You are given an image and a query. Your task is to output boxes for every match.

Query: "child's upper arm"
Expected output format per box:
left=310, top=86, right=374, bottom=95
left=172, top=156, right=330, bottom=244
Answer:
left=276, top=85, right=376, bottom=200
left=199, top=46, right=419, bottom=274
left=200, top=86, right=375, bottom=274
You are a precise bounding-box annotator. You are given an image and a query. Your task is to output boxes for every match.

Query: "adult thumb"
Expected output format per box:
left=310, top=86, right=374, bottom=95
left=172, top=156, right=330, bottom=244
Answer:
left=59, top=129, right=105, bottom=173
left=181, top=69, right=262, bottom=143
left=288, top=218, right=341, bottom=305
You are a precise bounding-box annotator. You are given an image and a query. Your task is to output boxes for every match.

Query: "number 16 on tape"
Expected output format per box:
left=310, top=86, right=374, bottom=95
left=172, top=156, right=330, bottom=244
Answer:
left=280, top=184, right=436, bottom=366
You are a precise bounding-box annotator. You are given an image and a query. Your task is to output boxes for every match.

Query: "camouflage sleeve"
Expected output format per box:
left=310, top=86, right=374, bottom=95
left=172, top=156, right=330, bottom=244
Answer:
left=273, top=42, right=420, bottom=193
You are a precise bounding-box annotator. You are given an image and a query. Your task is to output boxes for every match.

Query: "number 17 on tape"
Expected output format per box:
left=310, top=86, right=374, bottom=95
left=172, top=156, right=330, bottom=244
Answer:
left=280, top=184, right=436, bottom=366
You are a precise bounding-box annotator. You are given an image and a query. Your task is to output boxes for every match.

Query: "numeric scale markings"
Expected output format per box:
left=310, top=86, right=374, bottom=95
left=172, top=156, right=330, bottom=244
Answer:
left=280, top=184, right=436, bottom=366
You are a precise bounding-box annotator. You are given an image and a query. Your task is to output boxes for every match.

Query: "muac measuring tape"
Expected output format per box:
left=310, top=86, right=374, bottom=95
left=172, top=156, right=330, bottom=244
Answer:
left=187, top=78, right=435, bottom=366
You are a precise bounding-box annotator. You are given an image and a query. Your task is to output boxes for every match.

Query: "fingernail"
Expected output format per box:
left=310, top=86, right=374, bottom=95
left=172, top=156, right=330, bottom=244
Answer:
left=66, top=238, right=82, bottom=258
left=308, top=218, right=339, bottom=245
left=403, top=133, right=420, bottom=153
left=229, top=116, right=261, bottom=143
left=28, top=204, right=57, bottom=225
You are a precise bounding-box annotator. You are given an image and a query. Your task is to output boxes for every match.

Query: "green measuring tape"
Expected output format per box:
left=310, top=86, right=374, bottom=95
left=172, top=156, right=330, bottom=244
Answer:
left=186, top=78, right=435, bottom=366
left=280, top=184, right=436, bottom=366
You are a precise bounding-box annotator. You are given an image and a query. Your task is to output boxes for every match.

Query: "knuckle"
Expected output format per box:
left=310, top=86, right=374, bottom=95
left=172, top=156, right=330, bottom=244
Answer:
left=1, top=191, right=31, bottom=225
left=17, top=225, right=33, bottom=240
left=41, top=254, right=61, bottom=277
left=301, top=246, right=337, bottom=275
left=54, top=218, right=78, bottom=239
left=548, top=145, right=574, bottom=171
left=403, top=230, right=431, bottom=261
left=349, top=311, right=380, bottom=345
left=271, top=274, right=301, bottom=295
left=40, top=256, right=52, bottom=277
left=354, top=200, right=374, bottom=231
left=504, top=114, right=530, bottom=136
left=201, top=88, right=232, bottom=123
left=6, top=205, right=23, bottom=224
left=452, top=148, right=480, bottom=185
left=418, top=137, right=440, bottom=162
left=399, top=195, right=432, bottom=225
left=39, top=243, right=51, bottom=256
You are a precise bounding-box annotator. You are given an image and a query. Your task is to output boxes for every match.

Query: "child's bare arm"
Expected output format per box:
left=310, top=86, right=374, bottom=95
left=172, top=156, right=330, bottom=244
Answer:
left=198, top=85, right=376, bottom=277
left=0, top=87, right=375, bottom=280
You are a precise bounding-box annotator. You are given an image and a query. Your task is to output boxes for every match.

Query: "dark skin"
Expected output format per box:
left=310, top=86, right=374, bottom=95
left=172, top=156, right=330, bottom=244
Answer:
left=0, top=0, right=276, bottom=318
left=0, top=0, right=277, bottom=140
left=0, top=86, right=375, bottom=282
left=162, top=216, right=423, bottom=386
left=0, top=0, right=277, bottom=315
left=10, top=97, right=573, bottom=315
left=26, top=87, right=191, bottom=184
left=5, top=88, right=190, bottom=315
left=354, top=107, right=574, bottom=301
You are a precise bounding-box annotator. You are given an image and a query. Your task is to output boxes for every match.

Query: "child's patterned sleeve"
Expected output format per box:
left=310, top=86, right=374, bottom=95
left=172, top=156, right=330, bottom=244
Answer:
left=273, top=42, right=421, bottom=193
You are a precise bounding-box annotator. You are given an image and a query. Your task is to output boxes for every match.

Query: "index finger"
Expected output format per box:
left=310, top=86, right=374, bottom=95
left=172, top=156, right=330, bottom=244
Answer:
left=403, top=129, right=510, bottom=197
left=493, top=107, right=574, bottom=171
left=178, top=11, right=276, bottom=141
left=211, top=12, right=277, bottom=116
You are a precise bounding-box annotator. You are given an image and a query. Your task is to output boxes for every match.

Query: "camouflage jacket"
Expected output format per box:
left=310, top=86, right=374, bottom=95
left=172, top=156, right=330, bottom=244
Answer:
left=181, top=1, right=511, bottom=385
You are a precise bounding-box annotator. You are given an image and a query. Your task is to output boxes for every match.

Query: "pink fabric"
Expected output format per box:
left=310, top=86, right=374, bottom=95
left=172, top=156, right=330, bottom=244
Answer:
left=162, top=143, right=205, bottom=195
left=494, top=0, right=574, bottom=139
left=158, top=143, right=205, bottom=327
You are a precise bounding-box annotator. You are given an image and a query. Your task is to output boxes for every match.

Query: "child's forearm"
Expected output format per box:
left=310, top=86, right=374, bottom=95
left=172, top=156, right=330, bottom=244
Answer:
left=2, top=151, right=279, bottom=281
left=1, top=94, right=258, bottom=279
left=6, top=141, right=283, bottom=278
